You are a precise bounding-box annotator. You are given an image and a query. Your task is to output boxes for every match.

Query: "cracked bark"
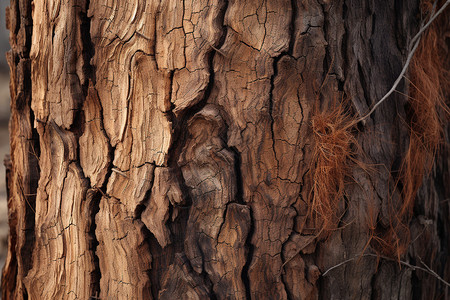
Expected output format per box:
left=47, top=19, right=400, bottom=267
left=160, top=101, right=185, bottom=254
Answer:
left=2, top=0, right=449, bottom=299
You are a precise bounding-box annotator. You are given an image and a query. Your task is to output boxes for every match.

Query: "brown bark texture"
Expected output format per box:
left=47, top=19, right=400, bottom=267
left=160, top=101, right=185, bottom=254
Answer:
left=2, top=0, right=450, bottom=299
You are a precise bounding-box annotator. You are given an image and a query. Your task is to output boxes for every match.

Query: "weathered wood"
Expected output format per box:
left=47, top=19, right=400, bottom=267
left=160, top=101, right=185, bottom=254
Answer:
left=2, top=0, right=449, bottom=299
left=3, top=0, right=38, bottom=299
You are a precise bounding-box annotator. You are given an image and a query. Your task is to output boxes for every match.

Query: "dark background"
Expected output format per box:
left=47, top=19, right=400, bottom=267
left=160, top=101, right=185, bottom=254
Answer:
left=0, top=2, right=11, bottom=272
left=0, top=1, right=9, bottom=71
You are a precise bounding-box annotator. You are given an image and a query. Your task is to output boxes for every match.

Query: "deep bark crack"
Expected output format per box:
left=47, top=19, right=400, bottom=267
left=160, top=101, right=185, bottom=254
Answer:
left=288, top=0, right=297, bottom=55
left=79, top=1, right=102, bottom=297
left=269, top=53, right=286, bottom=174
left=241, top=205, right=255, bottom=300
left=162, top=0, right=231, bottom=297
left=10, top=1, right=38, bottom=297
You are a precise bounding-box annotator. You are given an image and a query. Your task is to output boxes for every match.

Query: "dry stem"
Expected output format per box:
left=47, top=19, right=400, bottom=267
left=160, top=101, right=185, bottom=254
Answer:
left=322, top=253, right=450, bottom=288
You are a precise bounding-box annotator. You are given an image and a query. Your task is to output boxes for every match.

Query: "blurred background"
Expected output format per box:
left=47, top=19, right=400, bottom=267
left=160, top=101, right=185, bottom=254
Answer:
left=0, top=2, right=11, bottom=271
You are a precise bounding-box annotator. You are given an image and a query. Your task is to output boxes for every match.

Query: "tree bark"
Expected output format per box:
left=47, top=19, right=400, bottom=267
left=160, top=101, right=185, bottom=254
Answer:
left=2, top=0, right=449, bottom=299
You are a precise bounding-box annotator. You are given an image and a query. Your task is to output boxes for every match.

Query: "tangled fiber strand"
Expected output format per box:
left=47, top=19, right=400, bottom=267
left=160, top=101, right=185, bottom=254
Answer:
left=308, top=0, right=449, bottom=250
left=401, top=0, right=450, bottom=214
left=373, top=0, right=450, bottom=259
left=310, top=99, right=360, bottom=231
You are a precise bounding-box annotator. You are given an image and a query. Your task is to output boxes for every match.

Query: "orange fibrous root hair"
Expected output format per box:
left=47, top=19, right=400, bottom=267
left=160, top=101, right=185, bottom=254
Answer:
left=402, top=0, right=449, bottom=214
left=372, top=0, right=450, bottom=258
left=310, top=98, right=360, bottom=231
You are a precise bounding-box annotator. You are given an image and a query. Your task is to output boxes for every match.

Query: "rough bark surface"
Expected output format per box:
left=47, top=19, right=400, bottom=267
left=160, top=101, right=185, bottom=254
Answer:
left=2, top=0, right=449, bottom=299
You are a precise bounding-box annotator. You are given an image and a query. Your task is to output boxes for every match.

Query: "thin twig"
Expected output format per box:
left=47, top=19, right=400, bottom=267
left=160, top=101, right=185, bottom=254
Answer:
left=111, top=168, right=129, bottom=179
left=355, top=0, right=450, bottom=124
left=416, top=256, right=449, bottom=287
left=95, top=186, right=107, bottom=198
left=280, top=234, right=319, bottom=270
left=17, top=175, right=36, bottom=214
left=322, top=253, right=450, bottom=288
left=410, top=0, right=442, bottom=47
left=355, top=34, right=420, bottom=123
left=321, top=256, right=363, bottom=276
left=201, top=37, right=228, bottom=57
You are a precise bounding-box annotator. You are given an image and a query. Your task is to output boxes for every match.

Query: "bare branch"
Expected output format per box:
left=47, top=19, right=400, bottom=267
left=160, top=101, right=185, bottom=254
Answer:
left=356, top=0, right=450, bottom=124
left=322, top=253, right=450, bottom=288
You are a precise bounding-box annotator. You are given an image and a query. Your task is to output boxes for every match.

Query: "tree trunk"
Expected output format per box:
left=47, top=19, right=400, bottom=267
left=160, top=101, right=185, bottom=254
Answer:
left=2, top=0, right=449, bottom=299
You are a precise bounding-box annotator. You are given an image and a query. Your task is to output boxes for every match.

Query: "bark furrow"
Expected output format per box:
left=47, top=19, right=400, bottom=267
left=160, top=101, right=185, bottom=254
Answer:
left=2, top=0, right=449, bottom=299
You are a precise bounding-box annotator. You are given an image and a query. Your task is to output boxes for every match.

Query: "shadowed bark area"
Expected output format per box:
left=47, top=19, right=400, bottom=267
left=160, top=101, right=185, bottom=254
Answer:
left=2, top=0, right=449, bottom=299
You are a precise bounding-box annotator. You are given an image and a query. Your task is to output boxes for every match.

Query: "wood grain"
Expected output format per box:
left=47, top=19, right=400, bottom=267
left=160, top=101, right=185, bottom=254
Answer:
left=2, top=0, right=449, bottom=299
